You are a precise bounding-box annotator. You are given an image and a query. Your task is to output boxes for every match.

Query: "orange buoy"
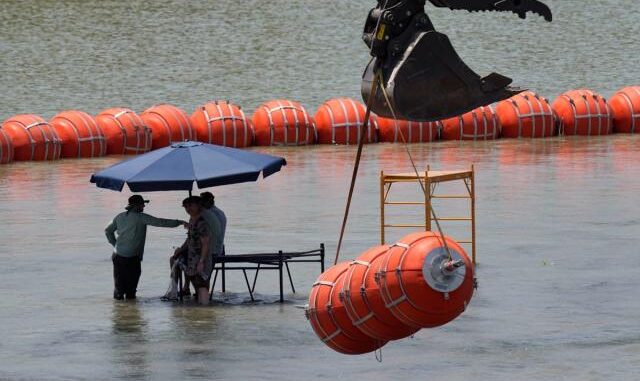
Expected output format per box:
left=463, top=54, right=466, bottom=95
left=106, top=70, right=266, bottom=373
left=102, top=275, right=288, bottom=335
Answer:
left=375, top=231, right=475, bottom=328
left=342, top=245, right=420, bottom=341
left=0, top=127, right=14, bottom=164
left=190, top=101, right=253, bottom=148
left=252, top=100, right=316, bottom=146
left=97, top=108, right=152, bottom=155
left=306, top=262, right=385, bottom=355
left=314, top=98, right=377, bottom=145
left=608, top=86, right=640, bottom=133
left=377, top=117, right=440, bottom=143
left=441, top=106, right=500, bottom=141
left=1, top=115, right=62, bottom=161
left=140, top=104, right=193, bottom=149
left=495, top=91, right=557, bottom=138
left=552, top=89, right=612, bottom=136
left=50, top=110, right=106, bottom=158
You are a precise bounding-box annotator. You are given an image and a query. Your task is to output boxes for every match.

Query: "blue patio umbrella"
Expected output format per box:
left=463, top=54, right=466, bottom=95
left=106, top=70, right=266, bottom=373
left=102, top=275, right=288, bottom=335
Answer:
left=90, top=141, right=286, bottom=193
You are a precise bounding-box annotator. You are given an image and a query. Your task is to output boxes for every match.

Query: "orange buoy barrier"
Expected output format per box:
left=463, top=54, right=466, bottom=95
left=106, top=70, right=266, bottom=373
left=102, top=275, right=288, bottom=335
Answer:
left=441, top=106, right=500, bottom=140
left=314, top=98, right=377, bottom=145
left=50, top=110, right=106, bottom=158
left=552, top=89, right=612, bottom=136
left=377, top=117, right=440, bottom=143
left=375, top=231, right=475, bottom=328
left=608, top=86, right=640, bottom=133
left=342, top=245, right=420, bottom=341
left=306, top=262, right=385, bottom=355
left=140, top=104, right=193, bottom=149
left=190, top=101, right=253, bottom=148
left=1, top=115, right=62, bottom=161
left=0, top=127, right=14, bottom=164
left=97, top=108, right=152, bottom=155
left=495, top=91, right=556, bottom=138
left=252, top=100, right=316, bottom=146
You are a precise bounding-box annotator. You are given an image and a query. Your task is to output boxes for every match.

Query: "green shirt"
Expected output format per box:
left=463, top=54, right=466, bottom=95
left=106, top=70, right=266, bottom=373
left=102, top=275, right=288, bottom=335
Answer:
left=202, top=209, right=223, bottom=255
left=105, top=211, right=182, bottom=259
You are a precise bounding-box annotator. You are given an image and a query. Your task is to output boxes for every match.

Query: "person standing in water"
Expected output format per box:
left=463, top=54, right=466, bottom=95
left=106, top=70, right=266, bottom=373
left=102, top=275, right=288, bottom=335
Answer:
left=105, top=195, right=186, bottom=300
left=200, top=192, right=226, bottom=252
left=179, top=193, right=224, bottom=297
left=172, top=196, right=212, bottom=305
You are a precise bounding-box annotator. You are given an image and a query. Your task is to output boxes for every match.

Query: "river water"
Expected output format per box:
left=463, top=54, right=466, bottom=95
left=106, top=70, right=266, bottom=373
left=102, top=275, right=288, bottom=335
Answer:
left=0, top=1, right=639, bottom=380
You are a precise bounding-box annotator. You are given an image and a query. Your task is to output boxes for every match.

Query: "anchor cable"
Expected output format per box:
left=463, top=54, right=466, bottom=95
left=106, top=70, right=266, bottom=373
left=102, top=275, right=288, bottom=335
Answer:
left=377, top=76, right=454, bottom=260
left=334, top=71, right=381, bottom=265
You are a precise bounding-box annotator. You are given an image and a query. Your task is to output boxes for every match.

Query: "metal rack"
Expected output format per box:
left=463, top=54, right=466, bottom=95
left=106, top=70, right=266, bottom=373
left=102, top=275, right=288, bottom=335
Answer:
left=178, top=244, right=325, bottom=303
left=380, top=165, right=476, bottom=264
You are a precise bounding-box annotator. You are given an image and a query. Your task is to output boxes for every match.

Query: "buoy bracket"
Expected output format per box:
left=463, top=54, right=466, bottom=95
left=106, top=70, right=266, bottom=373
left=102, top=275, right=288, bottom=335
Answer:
left=422, top=247, right=466, bottom=293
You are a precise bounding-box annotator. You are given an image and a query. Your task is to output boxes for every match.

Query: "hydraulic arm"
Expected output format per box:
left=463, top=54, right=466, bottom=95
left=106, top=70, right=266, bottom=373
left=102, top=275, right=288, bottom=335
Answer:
left=361, top=0, right=552, bottom=121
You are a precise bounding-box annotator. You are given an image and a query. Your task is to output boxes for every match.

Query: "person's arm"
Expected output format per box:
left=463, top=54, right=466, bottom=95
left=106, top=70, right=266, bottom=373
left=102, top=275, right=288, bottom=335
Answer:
left=197, top=235, right=210, bottom=274
left=141, top=213, right=186, bottom=228
left=105, top=219, right=117, bottom=248
left=173, top=239, right=188, bottom=259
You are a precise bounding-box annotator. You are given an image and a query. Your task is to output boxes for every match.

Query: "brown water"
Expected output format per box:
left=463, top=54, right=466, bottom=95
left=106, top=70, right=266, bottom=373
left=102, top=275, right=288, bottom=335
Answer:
left=1, top=1, right=640, bottom=380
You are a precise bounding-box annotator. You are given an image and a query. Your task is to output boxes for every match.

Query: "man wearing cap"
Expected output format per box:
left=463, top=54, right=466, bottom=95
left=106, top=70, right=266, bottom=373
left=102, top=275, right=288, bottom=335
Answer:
left=105, top=195, right=187, bottom=300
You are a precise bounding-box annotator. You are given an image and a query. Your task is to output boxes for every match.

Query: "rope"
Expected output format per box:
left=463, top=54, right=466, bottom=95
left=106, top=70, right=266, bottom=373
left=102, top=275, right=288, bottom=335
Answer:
left=333, top=0, right=452, bottom=264
left=377, top=76, right=454, bottom=260
left=333, top=71, right=380, bottom=265
left=375, top=345, right=383, bottom=363
left=334, top=0, right=391, bottom=266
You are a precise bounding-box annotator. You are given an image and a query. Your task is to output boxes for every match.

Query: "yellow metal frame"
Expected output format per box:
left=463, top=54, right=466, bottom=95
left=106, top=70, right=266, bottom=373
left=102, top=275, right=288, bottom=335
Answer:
left=380, top=165, right=476, bottom=264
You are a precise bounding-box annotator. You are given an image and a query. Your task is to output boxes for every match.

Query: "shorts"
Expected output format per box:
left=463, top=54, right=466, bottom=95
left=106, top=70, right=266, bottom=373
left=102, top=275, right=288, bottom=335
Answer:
left=187, top=274, right=210, bottom=289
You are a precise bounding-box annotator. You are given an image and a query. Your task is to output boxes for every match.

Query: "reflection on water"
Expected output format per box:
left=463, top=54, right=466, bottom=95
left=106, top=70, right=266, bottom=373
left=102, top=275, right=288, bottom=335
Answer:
left=111, top=302, right=149, bottom=380
left=168, top=306, right=219, bottom=379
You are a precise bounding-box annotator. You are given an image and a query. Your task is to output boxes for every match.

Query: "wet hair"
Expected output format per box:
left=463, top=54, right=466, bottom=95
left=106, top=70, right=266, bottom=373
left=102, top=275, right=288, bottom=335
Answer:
left=182, top=196, right=202, bottom=207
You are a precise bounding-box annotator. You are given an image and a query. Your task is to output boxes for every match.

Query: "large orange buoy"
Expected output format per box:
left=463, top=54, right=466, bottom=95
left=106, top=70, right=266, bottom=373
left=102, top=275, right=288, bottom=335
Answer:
left=314, top=98, right=377, bottom=145
left=97, top=108, right=152, bottom=155
left=140, top=104, right=193, bottom=149
left=495, top=91, right=557, bottom=138
left=190, top=101, right=253, bottom=148
left=377, top=117, right=440, bottom=143
left=1, top=115, right=62, bottom=161
left=306, top=262, right=385, bottom=355
left=441, top=106, right=500, bottom=141
left=252, top=100, right=316, bottom=146
left=50, top=110, right=106, bottom=158
left=342, top=245, right=420, bottom=341
left=608, top=86, right=640, bottom=133
left=0, top=128, right=14, bottom=164
left=552, top=89, right=612, bottom=136
left=375, top=231, right=475, bottom=328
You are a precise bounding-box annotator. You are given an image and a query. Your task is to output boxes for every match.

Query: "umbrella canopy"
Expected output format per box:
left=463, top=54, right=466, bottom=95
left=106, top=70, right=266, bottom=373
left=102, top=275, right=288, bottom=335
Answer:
left=90, top=141, right=286, bottom=192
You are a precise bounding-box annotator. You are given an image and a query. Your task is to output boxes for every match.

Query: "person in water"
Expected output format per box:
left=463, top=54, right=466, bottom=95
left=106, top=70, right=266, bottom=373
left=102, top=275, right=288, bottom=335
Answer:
left=201, top=192, right=226, bottom=248
left=105, top=195, right=186, bottom=300
left=180, top=193, right=225, bottom=297
left=172, top=196, right=212, bottom=305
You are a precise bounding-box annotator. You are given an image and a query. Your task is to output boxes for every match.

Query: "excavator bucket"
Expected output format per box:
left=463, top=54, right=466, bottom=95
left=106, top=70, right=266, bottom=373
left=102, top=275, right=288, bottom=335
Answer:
left=362, top=30, right=523, bottom=122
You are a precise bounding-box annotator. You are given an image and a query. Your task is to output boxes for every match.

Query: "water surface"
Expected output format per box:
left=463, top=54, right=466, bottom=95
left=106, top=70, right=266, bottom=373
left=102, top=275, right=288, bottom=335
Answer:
left=0, top=1, right=639, bottom=380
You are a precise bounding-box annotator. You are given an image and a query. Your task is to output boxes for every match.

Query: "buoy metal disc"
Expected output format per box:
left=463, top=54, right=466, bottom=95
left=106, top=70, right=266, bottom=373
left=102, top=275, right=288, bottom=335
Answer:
left=422, top=247, right=466, bottom=293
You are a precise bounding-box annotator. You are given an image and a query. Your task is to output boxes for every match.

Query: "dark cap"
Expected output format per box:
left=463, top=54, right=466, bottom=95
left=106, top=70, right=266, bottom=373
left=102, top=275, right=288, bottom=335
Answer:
left=128, top=195, right=149, bottom=207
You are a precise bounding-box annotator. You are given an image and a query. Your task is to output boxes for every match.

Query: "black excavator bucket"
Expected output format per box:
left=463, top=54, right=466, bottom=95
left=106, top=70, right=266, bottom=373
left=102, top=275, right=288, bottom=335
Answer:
left=361, top=30, right=522, bottom=122
left=360, top=0, right=552, bottom=122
